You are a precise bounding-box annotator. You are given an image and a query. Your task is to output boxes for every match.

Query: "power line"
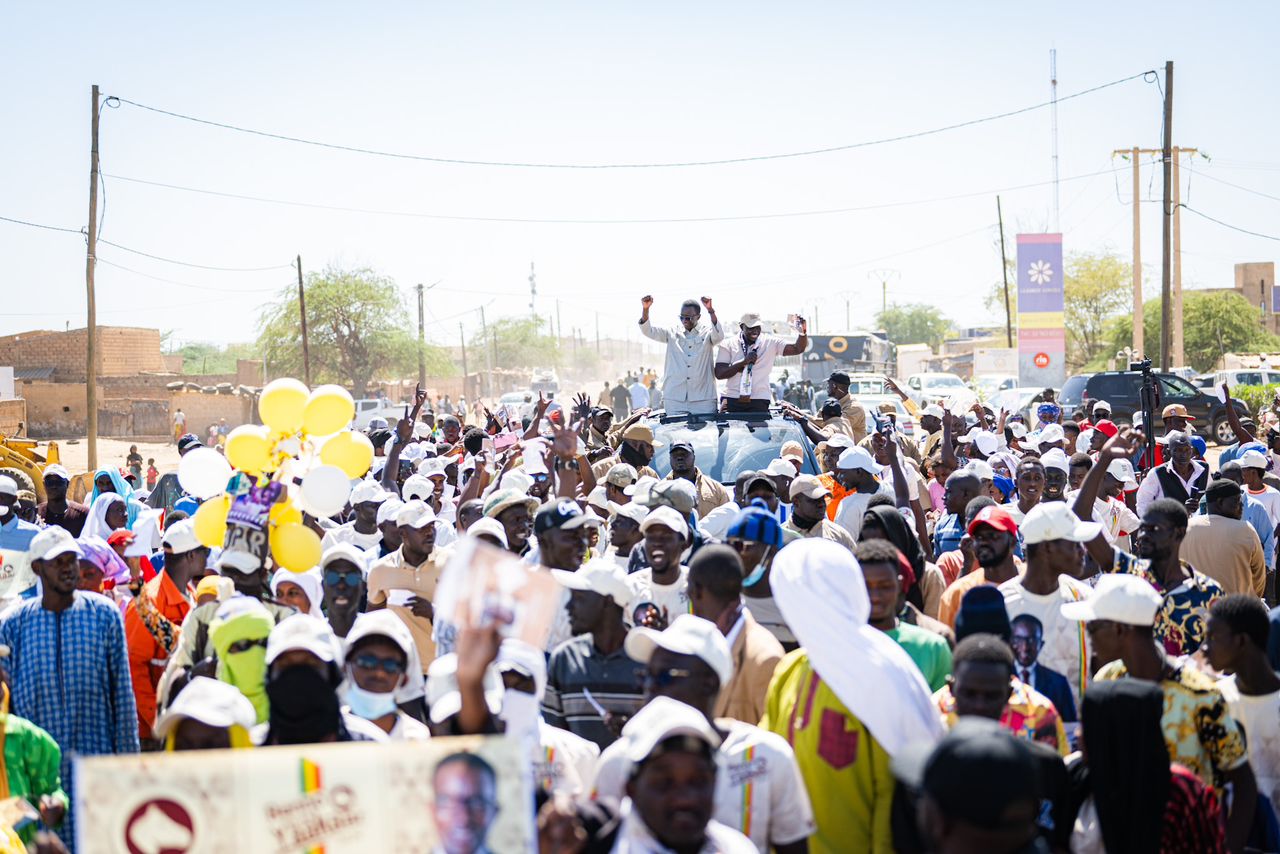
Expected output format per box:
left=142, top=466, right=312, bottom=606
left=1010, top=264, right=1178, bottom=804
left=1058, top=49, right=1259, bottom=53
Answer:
left=96, top=237, right=293, bottom=272
left=96, top=257, right=294, bottom=294
left=105, top=71, right=1154, bottom=170
left=1180, top=205, right=1280, bottom=242
left=1192, top=170, right=1280, bottom=205
left=0, top=214, right=83, bottom=235
left=104, top=166, right=1121, bottom=225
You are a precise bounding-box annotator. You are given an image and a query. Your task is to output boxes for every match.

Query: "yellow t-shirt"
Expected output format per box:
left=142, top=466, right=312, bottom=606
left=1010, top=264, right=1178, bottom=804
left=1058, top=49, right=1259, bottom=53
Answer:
left=761, top=650, right=894, bottom=854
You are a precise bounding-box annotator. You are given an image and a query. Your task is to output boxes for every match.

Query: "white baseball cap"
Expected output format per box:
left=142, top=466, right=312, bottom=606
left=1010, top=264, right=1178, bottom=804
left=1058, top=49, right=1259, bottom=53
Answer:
left=394, top=500, right=437, bottom=529
left=27, top=526, right=81, bottom=562
left=0, top=476, right=16, bottom=498
left=467, top=517, right=509, bottom=548
left=586, top=485, right=610, bottom=511
left=621, top=695, right=722, bottom=764
left=624, top=614, right=733, bottom=687
left=1092, top=400, right=1112, bottom=412
left=965, top=460, right=994, bottom=481
left=41, top=464, right=70, bottom=482
left=961, top=430, right=998, bottom=457
left=1240, top=450, right=1269, bottom=470
left=375, top=497, right=405, bottom=526
left=922, top=404, right=945, bottom=419
left=764, top=458, right=795, bottom=478
left=1020, top=502, right=1102, bottom=545
left=639, top=505, right=689, bottom=539
left=425, top=653, right=503, bottom=725
left=320, top=542, right=370, bottom=573
left=1008, top=421, right=1029, bottom=440
left=1037, top=423, right=1065, bottom=446
left=265, top=613, right=344, bottom=667
left=1061, top=573, right=1161, bottom=627
left=837, top=446, right=879, bottom=474
left=161, top=519, right=204, bottom=555
left=349, top=480, right=388, bottom=505
left=551, top=559, right=633, bottom=608
left=825, top=434, right=856, bottom=450
left=1039, top=448, right=1070, bottom=474
left=401, top=474, right=435, bottom=503
left=1106, top=458, right=1139, bottom=490
left=152, top=676, right=257, bottom=740
left=609, top=501, right=650, bottom=525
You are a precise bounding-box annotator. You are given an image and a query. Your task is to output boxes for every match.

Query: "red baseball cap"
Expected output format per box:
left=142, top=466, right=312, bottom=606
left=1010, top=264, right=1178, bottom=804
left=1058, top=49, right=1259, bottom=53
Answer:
left=966, top=505, right=1019, bottom=537
left=1094, top=419, right=1119, bottom=439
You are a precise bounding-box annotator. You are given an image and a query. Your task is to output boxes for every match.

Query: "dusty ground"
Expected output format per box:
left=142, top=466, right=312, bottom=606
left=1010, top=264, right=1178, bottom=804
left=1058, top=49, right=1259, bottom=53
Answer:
left=51, top=436, right=183, bottom=477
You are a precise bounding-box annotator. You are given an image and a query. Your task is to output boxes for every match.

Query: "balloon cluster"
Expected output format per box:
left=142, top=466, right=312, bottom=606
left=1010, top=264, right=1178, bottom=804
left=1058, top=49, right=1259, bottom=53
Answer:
left=181, top=379, right=375, bottom=574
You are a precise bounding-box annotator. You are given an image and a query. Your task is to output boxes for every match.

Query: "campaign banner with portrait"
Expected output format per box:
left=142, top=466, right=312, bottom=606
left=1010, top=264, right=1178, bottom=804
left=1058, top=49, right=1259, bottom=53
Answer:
left=1016, top=233, right=1066, bottom=389
left=75, top=735, right=531, bottom=853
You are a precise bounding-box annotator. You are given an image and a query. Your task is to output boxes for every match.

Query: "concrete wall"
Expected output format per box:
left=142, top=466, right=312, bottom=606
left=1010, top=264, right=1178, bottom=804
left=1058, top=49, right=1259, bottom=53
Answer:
left=0, top=400, right=26, bottom=436
left=169, top=390, right=255, bottom=438
left=0, top=327, right=165, bottom=380
left=1236, top=262, right=1277, bottom=334
left=23, top=382, right=85, bottom=437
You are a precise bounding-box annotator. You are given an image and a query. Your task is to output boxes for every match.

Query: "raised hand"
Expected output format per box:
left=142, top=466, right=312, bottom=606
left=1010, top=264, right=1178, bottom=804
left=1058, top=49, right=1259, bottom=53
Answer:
left=641, top=295, right=654, bottom=309
left=572, top=392, right=592, bottom=420
left=535, top=392, right=551, bottom=416
left=552, top=421, right=579, bottom=460
left=414, top=383, right=427, bottom=406
left=1100, top=427, right=1144, bottom=461
left=700, top=296, right=714, bottom=311
left=794, top=315, right=808, bottom=333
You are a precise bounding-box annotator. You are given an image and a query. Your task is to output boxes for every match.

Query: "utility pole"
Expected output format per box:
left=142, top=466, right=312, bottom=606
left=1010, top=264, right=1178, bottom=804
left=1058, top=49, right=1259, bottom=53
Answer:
left=479, top=304, right=490, bottom=397
left=556, top=299, right=563, bottom=344
left=459, top=322, right=468, bottom=396
left=997, top=196, right=1014, bottom=348
left=416, top=283, right=426, bottom=387
left=595, top=312, right=601, bottom=354
left=528, top=262, right=537, bottom=317
left=1172, top=146, right=1191, bottom=368
left=85, top=85, right=100, bottom=471
left=1049, top=49, right=1061, bottom=232
left=1160, top=60, right=1174, bottom=372
left=845, top=297, right=850, bottom=330
left=1113, top=147, right=1145, bottom=358
left=297, top=255, right=311, bottom=386
left=868, top=269, right=899, bottom=318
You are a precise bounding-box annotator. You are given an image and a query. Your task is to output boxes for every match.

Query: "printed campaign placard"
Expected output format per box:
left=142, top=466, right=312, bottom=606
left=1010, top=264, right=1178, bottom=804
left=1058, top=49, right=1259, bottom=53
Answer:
left=75, top=735, right=530, bottom=854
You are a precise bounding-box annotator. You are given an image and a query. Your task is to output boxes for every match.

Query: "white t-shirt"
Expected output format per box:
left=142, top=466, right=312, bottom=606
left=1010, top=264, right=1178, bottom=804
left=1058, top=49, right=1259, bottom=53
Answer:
left=831, top=481, right=893, bottom=540
left=1218, top=677, right=1280, bottom=812
left=321, top=522, right=384, bottom=552
left=1248, top=486, right=1280, bottom=529
left=880, top=464, right=922, bottom=502
left=592, top=719, right=817, bottom=850
left=717, top=334, right=789, bottom=401
left=998, top=574, right=1093, bottom=713
left=629, top=382, right=649, bottom=409
left=626, top=566, right=690, bottom=627
left=533, top=719, right=600, bottom=797
left=387, top=712, right=432, bottom=741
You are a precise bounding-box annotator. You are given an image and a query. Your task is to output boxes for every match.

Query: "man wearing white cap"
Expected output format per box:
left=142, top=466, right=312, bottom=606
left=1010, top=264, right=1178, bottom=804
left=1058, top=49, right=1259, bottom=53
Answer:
left=340, top=610, right=429, bottom=740
left=124, top=518, right=207, bottom=744
left=638, top=294, right=724, bottom=416
left=781, top=475, right=858, bottom=550
left=322, top=480, right=388, bottom=552
left=368, top=500, right=446, bottom=673
left=627, top=506, right=692, bottom=630
left=1063, top=574, right=1257, bottom=851
left=36, top=465, right=87, bottom=538
left=591, top=615, right=814, bottom=852
left=0, top=475, right=40, bottom=599
left=1, top=525, right=139, bottom=846
left=1239, top=449, right=1280, bottom=533
left=999, top=502, right=1098, bottom=716
left=830, top=446, right=890, bottom=541
left=715, top=312, right=807, bottom=412
left=607, top=696, right=755, bottom=852
left=153, top=676, right=256, bottom=750
left=1072, top=457, right=1141, bottom=552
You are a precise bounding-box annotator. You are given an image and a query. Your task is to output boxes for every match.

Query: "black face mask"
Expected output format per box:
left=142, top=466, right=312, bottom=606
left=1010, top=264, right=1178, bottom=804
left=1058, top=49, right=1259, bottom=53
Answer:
left=620, top=442, right=649, bottom=468
left=790, top=512, right=822, bottom=531
left=266, top=665, right=340, bottom=745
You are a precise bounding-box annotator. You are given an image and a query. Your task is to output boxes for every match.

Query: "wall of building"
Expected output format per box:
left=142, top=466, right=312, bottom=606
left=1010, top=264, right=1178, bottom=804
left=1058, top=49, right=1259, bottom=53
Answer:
left=22, top=382, right=86, bottom=437
left=0, top=399, right=26, bottom=436
left=0, top=327, right=166, bottom=380
left=169, top=390, right=256, bottom=438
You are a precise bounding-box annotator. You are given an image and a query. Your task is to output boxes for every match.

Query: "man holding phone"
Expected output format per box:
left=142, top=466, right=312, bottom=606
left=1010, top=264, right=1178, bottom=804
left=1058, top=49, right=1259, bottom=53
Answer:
left=715, top=314, right=808, bottom=413
left=638, top=295, right=724, bottom=416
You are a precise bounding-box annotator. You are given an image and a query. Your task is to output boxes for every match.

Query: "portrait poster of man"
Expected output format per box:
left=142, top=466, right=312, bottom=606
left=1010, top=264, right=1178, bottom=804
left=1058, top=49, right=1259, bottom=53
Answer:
left=1009, top=613, right=1078, bottom=723
left=74, top=736, right=530, bottom=853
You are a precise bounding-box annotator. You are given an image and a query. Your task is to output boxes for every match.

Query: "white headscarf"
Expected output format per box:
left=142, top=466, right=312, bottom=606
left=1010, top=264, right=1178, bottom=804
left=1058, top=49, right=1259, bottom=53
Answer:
left=270, top=567, right=324, bottom=617
left=82, top=493, right=127, bottom=541
left=771, top=538, right=944, bottom=757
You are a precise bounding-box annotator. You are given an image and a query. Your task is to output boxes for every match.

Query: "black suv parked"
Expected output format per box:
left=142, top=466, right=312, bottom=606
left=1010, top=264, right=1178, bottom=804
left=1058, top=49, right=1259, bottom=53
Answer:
left=1059, top=371, right=1249, bottom=444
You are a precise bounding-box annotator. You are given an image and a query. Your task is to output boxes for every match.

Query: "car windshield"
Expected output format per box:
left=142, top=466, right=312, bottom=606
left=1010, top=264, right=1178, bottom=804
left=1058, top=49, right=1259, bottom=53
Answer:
left=923, top=375, right=965, bottom=388
left=649, top=417, right=816, bottom=485
left=851, top=378, right=888, bottom=394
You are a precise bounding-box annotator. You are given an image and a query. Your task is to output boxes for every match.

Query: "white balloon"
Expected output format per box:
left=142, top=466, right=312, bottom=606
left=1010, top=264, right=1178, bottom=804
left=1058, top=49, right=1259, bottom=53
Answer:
left=177, top=448, right=233, bottom=500
left=300, top=465, right=351, bottom=518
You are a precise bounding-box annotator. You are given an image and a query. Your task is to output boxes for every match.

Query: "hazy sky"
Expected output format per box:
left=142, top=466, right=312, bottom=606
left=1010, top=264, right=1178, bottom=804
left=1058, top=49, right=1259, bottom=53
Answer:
left=4, top=2, right=1278, bottom=351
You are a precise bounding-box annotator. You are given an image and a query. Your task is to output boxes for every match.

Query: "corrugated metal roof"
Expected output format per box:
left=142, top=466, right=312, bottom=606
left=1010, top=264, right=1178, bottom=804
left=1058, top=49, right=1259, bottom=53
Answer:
left=14, top=367, right=55, bottom=381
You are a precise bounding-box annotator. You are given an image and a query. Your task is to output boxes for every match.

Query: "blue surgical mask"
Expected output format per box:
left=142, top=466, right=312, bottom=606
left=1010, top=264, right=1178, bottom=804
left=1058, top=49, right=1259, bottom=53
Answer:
left=341, top=681, right=398, bottom=721
left=743, top=559, right=769, bottom=588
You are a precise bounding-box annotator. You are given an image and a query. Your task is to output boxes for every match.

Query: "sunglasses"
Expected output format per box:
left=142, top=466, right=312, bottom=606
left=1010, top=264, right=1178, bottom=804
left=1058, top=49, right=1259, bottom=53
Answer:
left=325, top=569, right=363, bottom=586
left=352, top=653, right=406, bottom=675
left=227, top=638, right=267, bottom=655
left=643, top=667, right=692, bottom=688
left=530, top=473, right=550, bottom=483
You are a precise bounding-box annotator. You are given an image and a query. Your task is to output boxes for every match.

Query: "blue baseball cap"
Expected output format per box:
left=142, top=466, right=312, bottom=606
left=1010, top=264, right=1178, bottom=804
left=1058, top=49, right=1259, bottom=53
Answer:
left=725, top=501, right=784, bottom=549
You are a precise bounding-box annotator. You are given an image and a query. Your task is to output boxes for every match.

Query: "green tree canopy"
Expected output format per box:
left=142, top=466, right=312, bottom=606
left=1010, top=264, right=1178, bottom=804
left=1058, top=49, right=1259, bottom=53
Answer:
left=256, top=265, right=454, bottom=397
left=469, top=317, right=561, bottom=372
left=1063, top=251, right=1132, bottom=371
left=1101, top=290, right=1280, bottom=373
left=874, top=303, right=952, bottom=351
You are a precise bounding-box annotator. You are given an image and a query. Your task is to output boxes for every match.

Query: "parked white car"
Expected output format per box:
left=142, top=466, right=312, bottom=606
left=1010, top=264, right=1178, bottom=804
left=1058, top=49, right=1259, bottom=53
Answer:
left=905, top=372, right=974, bottom=408
left=1213, top=369, right=1280, bottom=389
left=351, top=398, right=405, bottom=430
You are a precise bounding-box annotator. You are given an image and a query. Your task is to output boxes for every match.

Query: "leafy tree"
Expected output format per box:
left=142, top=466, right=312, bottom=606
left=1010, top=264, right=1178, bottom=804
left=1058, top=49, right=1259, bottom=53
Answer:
left=1101, top=290, right=1280, bottom=373
left=178, top=342, right=257, bottom=375
left=469, top=317, right=561, bottom=371
left=874, top=304, right=952, bottom=351
left=256, top=265, right=454, bottom=397
left=1063, top=251, right=1132, bottom=371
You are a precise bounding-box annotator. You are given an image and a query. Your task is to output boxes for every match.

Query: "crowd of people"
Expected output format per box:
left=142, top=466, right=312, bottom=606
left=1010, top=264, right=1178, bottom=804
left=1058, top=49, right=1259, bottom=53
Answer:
left=2, top=294, right=1280, bottom=852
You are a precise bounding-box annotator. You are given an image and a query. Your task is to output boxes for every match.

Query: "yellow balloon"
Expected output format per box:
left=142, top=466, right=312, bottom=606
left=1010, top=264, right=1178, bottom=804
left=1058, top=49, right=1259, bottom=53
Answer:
left=320, top=430, right=375, bottom=478
left=225, top=424, right=271, bottom=474
left=270, top=522, right=322, bottom=573
left=259, top=378, right=310, bottom=435
left=192, top=494, right=230, bottom=548
left=303, top=385, right=355, bottom=436
left=269, top=501, right=303, bottom=528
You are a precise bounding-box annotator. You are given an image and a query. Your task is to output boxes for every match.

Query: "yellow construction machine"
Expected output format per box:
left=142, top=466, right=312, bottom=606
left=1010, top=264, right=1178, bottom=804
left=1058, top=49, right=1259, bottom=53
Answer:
left=0, top=436, right=62, bottom=502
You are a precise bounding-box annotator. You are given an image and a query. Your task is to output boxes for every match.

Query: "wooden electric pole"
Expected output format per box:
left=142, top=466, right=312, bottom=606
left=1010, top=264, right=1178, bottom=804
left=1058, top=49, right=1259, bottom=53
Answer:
left=416, top=283, right=426, bottom=387
left=296, top=255, right=311, bottom=386
left=479, top=304, right=490, bottom=397
left=1160, top=60, right=1174, bottom=371
left=997, top=196, right=1013, bottom=348
left=1111, top=146, right=1146, bottom=358
left=85, top=85, right=100, bottom=471
left=459, top=322, right=468, bottom=396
